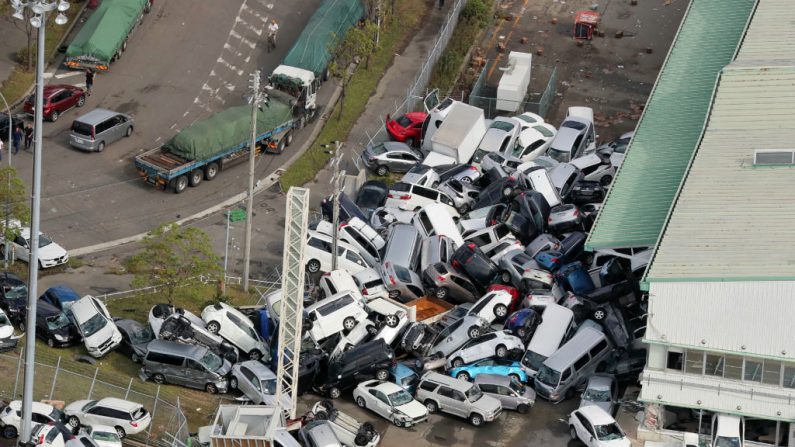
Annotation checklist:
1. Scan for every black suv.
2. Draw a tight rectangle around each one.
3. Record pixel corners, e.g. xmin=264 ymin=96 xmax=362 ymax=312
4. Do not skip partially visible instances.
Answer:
xmin=451 ymin=243 xmax=499 ymax=290
xmin=314 ymin=339 xmax=395 ymax=399
xmin=0 ymin=272 xmax=27 ymax=326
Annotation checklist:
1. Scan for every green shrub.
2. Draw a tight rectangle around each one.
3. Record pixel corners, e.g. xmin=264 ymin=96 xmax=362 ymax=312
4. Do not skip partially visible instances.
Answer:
xmin=461 ymin=0 xmax=490 ymax=27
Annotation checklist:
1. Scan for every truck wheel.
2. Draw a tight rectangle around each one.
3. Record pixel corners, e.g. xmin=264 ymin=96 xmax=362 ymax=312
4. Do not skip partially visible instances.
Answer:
xmin=173 ymin=175 xmax=188 ymax=194
xmin=285 ymin=131 xmax=293 ymax=147
xmin=189 ymin=170 xmax=203 ymax=187
xmin=204 ymin=162 xmax=219 ymax=181
xmin=276 ymin=139 xmax=286 ymax=154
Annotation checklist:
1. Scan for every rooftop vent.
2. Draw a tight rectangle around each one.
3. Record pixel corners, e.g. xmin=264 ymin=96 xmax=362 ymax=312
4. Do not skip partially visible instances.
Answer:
xmin=754 ymin=149 xmax=795 ymax=166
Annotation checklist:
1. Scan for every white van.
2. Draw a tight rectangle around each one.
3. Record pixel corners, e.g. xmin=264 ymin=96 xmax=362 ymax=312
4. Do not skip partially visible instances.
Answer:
xmin=412 ymin=203 xmax=464 ymax=247
xmin=316 ymin=218 xmax=385 ymax=268
xmin=353 ymin=268 xmax=389 ymax=302
xmin=319 ymin=270 xmax=363 ymax=302
xmin=523 ymin=167 xmax=561 ymax=208
xmin=520 ymin=304 xmax=575 ymax=377
xmin=304 ymin=230 xmax=368 ymax=275
xmin=305 ymin=292 xmax=369 ymax=342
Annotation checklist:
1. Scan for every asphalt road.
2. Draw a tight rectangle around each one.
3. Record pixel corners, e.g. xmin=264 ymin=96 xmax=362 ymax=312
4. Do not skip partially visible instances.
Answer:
xmin=13 ymin=0 xmax=323 ymax=250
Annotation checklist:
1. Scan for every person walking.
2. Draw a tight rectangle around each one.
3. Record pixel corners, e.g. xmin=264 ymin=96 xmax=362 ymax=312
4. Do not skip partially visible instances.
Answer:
xmin=267 ymin=19 xmax=279 ymax=52
xmin=85 ymin=69 xmax=94 ymax=96
xmin=23 ymin=123 xmax=33 ymax=150
xmin=438 ymin=0 xmax=444 ymax=9
xmin=11 ymin=125 xmax=22 ymax=155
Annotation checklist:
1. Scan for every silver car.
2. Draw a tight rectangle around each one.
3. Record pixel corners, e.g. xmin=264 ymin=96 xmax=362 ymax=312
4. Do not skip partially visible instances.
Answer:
xmin=438 ymin=179 xmax=481 ymax=214
xmin=475 ymin=374 xmax=536 ymax=414
xmin=69 ymin=108 xmax=134 ymax=152
xmin=548 ymin=163 xmax=583 ymax=201
xmin=421 ymin=262 xmax=480 ymax=303
xmin=579 ymin=373 xmax=618 ymax=415
xmin=429 ymin=315 xmax=491 ymax=358
xmin=378 ymin=261 xmax=424 ymax=303
xmin=299 ymin=421 xmax=343 ymax=447
xmin=436 ymin=163 xmax=482 ymax=184
xmin=230 ymin=360 xmax=279 ymax=405
xmin=361 ymin=141 xmax=423 ymax=176
xmin=480 ymin=151 xmax=523 ymax=173
xmin=498 ymin=249 xmax=539 ymax=287
xmin=401 ymin=164 xmax=441 ymax=188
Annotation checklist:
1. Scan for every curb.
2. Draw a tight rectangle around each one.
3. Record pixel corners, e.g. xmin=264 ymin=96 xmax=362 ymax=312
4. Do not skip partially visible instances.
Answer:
xmin=70 ymin=80 xmax=344 ymax=257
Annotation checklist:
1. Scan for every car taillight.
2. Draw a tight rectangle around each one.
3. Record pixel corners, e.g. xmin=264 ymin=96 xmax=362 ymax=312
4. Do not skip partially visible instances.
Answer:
xmin=547 ymin=217 xmax=553 ymax=223
xmin=550 ymin=257 xmax=558 ymax=263
xmin=572 ymin=209 xmax=579 ymax=217
xmin=490 ymin=219 xmax=497 ymax=225
xmin=322 ymin=272 xmax=330 ymax=277
xmin=91 ymin=127 xmax=95 ymax=139
xmin=130 ymin=421 xmax=138 ymax=427
xmin=339 ymin=223 xmax=348 ymax=229
xmin=389 ymin=275 xmax=396 ymax=285
xmin=399 ymin=194 xmax=411 ymax=200
xmin=361 ymin=287 xmax=368 ymax=295
xmin=468 ymin=243 xmax=476 ymax=250
xmin=469 ymin=166 xmax=477 ymax=170
xmin=437 ymin=275 xmax=445 ymax=282
xmin=39 ymin=435 xmax=44 ymax=444
xmin=452 ymin=260 xmax=461 ymax=269
xmin=387 ymin=193 xmax=394 ymax=198
xmin=508 ymin=176 xmax=515 ymax=181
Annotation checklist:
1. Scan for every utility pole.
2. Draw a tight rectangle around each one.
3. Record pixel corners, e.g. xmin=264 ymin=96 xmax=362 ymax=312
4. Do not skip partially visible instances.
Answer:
xmin=0 ymin=92 xmax=13 ymax=269
xmin=321 ymin=142 xmax=344 ymax=271
xmin=221 ymin=211 xmax=231 ymax=295
xmin=243 ymin=70 xmax=262 ymax=292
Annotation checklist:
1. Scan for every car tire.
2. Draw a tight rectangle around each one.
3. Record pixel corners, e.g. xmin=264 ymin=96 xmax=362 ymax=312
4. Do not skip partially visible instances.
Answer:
xmin=501 ymin=271 xmax=512 ymax=284
xmin=189 ymin=170 xmax=203 ymax=187
xmin=115 ymin=427 xmax=126 ymax=439
xmin=516 ymin=327 xmax=527 ymax=338
xmin=469 ymin=413 xmax=484 ymax=427
xmin=285 ymin=131 xmax=293 ymax=147
xmin=457 ymin=203 xmax=469 ymax=214
xmin=248 ymin=349 xmax=262 ymax=361
xmin=173 ymin=175 xmax=188 ymax=194
xmin=495 ymin=345 xmax=508 ymax=358
xmin=452 ymin=357 xmax=464 ymax=368
xmin=3 ymin=425 xmax=17 ymax=439
xmin=461 ymin=176 xmax=472 ymax=183
xmin=97 ymin=141 xmax=106 ymax=152
xmin=77 ymin=96 xmax=85 ymax=107
xmin=356 ymin=397 xmax=366 ymax=408
xmin=434 ymin=287 xmax=448 ymax=300
xmin=375 ymin=369 xmax=389 ymax=381
xmin=68 ymin=416 xmax=80 ymax=427
xmin=467 ymin=326 xmax=480 ymax=339
xmin=570 ymin=426 xmax=578 ymax=440
xmin=307 ymin=259 xmax=321 ymax=273
xmin=328 ymin=387 xmax=341 ymax=399
xmin=50 ymin=110 xmax=59 ymax=122
xmin=593 ymin=309 xmax=606 ymax=321
xmin=365 ymin=325 xmax=378 ymax=336
xmin=153 ymin=373 xmax=165 ymax=384
xmin=18 ymin=320 xmax=25 ymax=332
xmin=206 ymin=383 xmax=219 ymax=394
xmin=343 ymin=317 xmax=356 ymax=331
xmin=393 ymin=417 xmax=405 ymax=428
xmin=517 ymin=404 xmax=529 ymax=414
xmin=206 ymin=321 xmax=221 ymax=334
xmin=314 ymin=409 xmax=329 ymax=420
xmin=376 ymin=165 xmax=388 ymax=176
xmin=600 ymin=175 xmax=613 ymax=186
xmin=456 ymin=371 xmax=471 ymax=381
xmin=229 ymin=377 xmax=238 ymax=390
xmin=493 ymin=304 xmax=508 ymax=319
xmin=509 ymin=373 xmax=522 ymax=383
xmin=47 ymin=338 xmax=55 ymax=348
xmin=204 ymin=162 xmax=220 ymax=181
xmin=388 ymin=290 xmax=400 ymax=299
xmin=424 ymin=400 xmax=438 ymax=413
xmin=385 ymin=314 xmax=399 ymax=328
xmin=502 ymin=186 xmax=512 ymax=197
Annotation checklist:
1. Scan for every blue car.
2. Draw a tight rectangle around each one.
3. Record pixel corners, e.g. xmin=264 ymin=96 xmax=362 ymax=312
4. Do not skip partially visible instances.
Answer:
xmin=449 ymin=358 xmax=528 ymax=383
xmin=390 ymin=363 xmax=420 ymax=394
xmin=504 ymin=309 xmax=541 ymax=342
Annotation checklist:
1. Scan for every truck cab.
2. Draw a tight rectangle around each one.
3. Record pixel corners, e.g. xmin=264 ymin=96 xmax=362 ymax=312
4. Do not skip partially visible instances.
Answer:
xmin=271 ymin=65 xmax=317 ymax=122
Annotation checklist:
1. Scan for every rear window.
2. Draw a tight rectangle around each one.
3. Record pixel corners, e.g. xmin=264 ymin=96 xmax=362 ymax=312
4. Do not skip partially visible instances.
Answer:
xmin=363 ymin=279 xmax=382 ymax=289
xmin=394 ymin=265 xmax=413 ymax=283
xmin=132 ymin=407 xmax=147 ymax=420
xmin=562 ymin=120 xmax=586 ymax=130
xmin=390 ymin=182 xmax=411 ymax=192
xmin=71 ymin=121 xmax=93 ymax=137
xmin=370 ymin=144 xmax=387 ymax=155
xmin=397 ymin=116 xmax=412 ymax=127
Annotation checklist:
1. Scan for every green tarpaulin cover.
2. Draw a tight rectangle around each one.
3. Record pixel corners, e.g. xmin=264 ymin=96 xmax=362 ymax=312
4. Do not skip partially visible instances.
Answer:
xmin=65 ymin=0 xmax=147 ymax=64
xmin=282 ymin=0 xmax=364 ymax=77
xmin=164 ymin=100 xmax=293 ymax=161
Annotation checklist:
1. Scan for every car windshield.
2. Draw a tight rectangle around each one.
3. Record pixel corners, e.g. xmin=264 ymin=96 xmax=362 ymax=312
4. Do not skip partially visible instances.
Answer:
xmin=0 ymin=313 xmax=9 ymax=326
xmin=131 ymin=325 xmax=155 ymax=344
xmin=490 ymin=121 xmax=515 ymax=132
xmin=25 ymin=234 xmax=53 ymax=248
xmin=584 ymin=388 xmax=612 ymax=402
xmin=389 ymin=389 xmax=414 ymax=406
xmin=4 ymin=284 xmax=27 ymax=300
xmin=533 ymin=125 xmax=554 ymax=137
xmin=80 ymin=313 xmax=107 ymax=337
xmin=509 ymin=377 xmax=526 ymax=394
xmin=393 ymin=265 xmax=413 ymax=283
xmin=408 ymin=164 xmax=429 ymax=174
xmin=595 ymin=422 xmax=624 ymax=441
xmin=466 ymin=385 xmax=483 ymax=402
xmin=715 ymin=437 xmax=741 ymax=447
xmin=369 ymin=144 xmax=387 ymax=155
xmin=536 ymin=365 xmax=561 ymax=386
xmin=262 ymin=378 xmax=277 ymax=395
xmin=200 ymin=350 xmax=223 ymax=371
xmin=93 ymin=431 xmax=120 ymax=443
xmin=521 ymin=350 xmax=546 ymax=371
xmin=547 ymin=148 xmax=569 ymax=163
xmin=397 ymin=116 xmax=412 ymax=127
xmin=562 ymin=120 xmax=586 ymax=130
xmin=46 ymin=312 xmax=70 ymax=330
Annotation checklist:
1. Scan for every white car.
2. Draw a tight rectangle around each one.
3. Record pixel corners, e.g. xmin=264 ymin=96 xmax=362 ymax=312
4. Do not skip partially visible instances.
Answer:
xmin=353 ymin=380 xmax=428 ymax=428
xmin=569 ymin=405 xmax=630 ymax=447
xmin=31 ymin=422 xmax=73 ymax=447
xmin=711 ymin=414 xmax=744 ymax=447
xmin=65 ymin=398 xmax=151 ymax=438
xmin=81 ymin=425 xmax=122 ymax=447
xmin=353 ymin=268 xmax=390 ymax=302
xmin=447 ymin=330 xmax=524 ymax=368
xmin=2 ymin=220 xmax=69 ymax=268
xmin=304 ymin=230 xmax=369 ymax=275
xmin=464 ymin=290 xmax=514 ymax=324
xmin=511 ymin=123 xmax=556 ymax=162
xmin=316 ymin=218 xmax=385 ymax=268
xmin=304 ymin=292 xmax=369 ymax=342
xmin=514 ymin=111 xmax=546 ymax=130
xmin=383 ymin=182 xmax=459 ymax=217
xmin=0 ymin=308 xmax=19 ymax=351
xmin=202 ymin=302 xmax=269 ymax=361
xmin=570 ymin=151 xmax=616 ymax=186
xmin=366 ymin=297 xmax=410 ymax=346
xmin=0 ymin=401 xmax=63 ymax=439
xmin=472 ymin=117 xmax=523 ymax=170
xmin=69 ymin=296 xmax=122 ymax=358
xmin=400 ymin=164 xmax=441 ymax=188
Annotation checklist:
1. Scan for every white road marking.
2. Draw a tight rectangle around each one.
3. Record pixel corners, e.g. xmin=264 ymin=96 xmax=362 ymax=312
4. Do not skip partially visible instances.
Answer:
xmin=43 ymin=72 xmax=54 ymax=79
xmin=229 ymin=30 xmax=256 ymax=49
xmin=217 ymin=57 xmax=244 ymax=76
xmin=54 ymin=71 xmax=83 ymax=79
xmin=183 ymin=111 xmax=190 ymax=117
xmin=170 ymin=123 xmax=177 ymax=129
xmin=155 ymin=136 xmax=162 ymax=142
xmin=224 ymin=83 xmax=235 ymax=92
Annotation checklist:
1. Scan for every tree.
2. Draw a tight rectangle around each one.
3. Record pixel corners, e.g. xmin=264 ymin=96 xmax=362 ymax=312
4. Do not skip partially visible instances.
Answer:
xmin=0 ymin=167 xmax=31 ymax=265
xmin=328 ymin=22 xmax=378 ymax=119
xmin=126 ymin=223 xmax=222 ymax=304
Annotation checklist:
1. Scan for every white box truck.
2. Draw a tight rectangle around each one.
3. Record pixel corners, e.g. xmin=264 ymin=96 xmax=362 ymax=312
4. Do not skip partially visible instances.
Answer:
xmin=496 ymin=51 xmax=532 ymax=112
xmin=428 ymin=102 xmax=487 ymax=164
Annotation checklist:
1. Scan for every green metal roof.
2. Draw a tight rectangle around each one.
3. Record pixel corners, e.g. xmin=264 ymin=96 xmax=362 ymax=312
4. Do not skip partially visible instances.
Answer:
xmin=585 ymin=0 xmax=756 ymax=251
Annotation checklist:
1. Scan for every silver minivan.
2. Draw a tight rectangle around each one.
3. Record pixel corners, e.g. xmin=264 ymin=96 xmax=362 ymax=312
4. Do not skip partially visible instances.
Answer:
xmin=142 ymin=339 xmax=231 ymax=394
xmin=534 ymin=326 xmax=613 ymax=403
xmin=69 ymin=108 xmax=134 ymax=152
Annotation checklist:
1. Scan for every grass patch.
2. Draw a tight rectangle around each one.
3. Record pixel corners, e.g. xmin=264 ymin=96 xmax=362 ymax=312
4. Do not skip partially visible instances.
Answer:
xmin=0 ymin=70 xmax=35 ymax=107
xmin=279 ymin=0 xmax=426 ymax=189
xmin=428 ymin=0 xmax=494 ymax=94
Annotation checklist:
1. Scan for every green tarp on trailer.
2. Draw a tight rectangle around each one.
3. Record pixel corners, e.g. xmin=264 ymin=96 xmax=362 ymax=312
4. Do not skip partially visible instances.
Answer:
xmin=163 ymin=100 xmax=293 ymax=161
xmin=282 ymin=0 xmax=364 ymax=77
xmin=65 ymin=0 xmax=148 ymax=65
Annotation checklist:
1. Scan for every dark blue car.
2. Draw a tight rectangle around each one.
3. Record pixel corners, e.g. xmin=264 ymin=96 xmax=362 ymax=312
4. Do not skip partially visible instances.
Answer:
xmin=504 ymin=308 xmax=541 ymax=343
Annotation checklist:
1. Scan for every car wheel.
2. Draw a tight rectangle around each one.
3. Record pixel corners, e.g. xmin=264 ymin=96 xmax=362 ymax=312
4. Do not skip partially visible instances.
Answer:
xmin=393 ymin=417 xmax=405 ymax=428
xmin=388 ymin=290 xmax=400 ymax=299
xmin=206 ymin=383 xmax=219 ymax=394
xmin=376 ymin=165 xmax=388 ymax=176
xmin=517 ymin=404 xmax=529 ymax=414
xmin=328 ymin=387 xmax=341 ymax=399
xmin=204 ymin=162 xmax=220 ymax=181
xmin=517 ymin=327 xmax=527 ymax=338
xmin=593 ymin=309 xmax=606 ymax=321
xmin=131 ymin=353 xmax=141 ymax=363
xmin=356 ymin=397 xmax=366 ymax=408
xmin=469 ymin=413 xmax=484 ymax=427
xmin=125 ymin=126 xmax=133 ymax=137
xmin=206 ymin=321 xmax=221 ymax=334
xmin=68 ymin=415 xmax=80 ymax=427
xmin=456 ymin=371 xmax=471 ymax=381
xmin=600 ymin=175 xmax=613 ymax=186
xmin=501 ymin=271 xmax=512 ymax=284
xmin=385 ymin=314 xmax=399 ymax=328
xmin=509 ymin=373 xmax=522 ymax=383
xmin=153 ymin=373 xmax=165 ymax=384
xmin=424 ymin=400 xmax=438 ymax=413
xmin=467 ymin=326 xmax=480 ymax=338
xmin=405 ymin=137 xmax=415 ymax=147
xmin=97 ymin=141 xmax=106 ymax=152
xmin=434 ymin=287 xmax=448 ymax=300
xmin=248 ymin=349 xmax=262 ymax=361
xmin=494 ymin=304 xmax=508 ymax=319
xmin=365 ymin=325 xmax=378 ymax=336
xmin=77 ymin=96 xmax=85 ymax=107
xmin=502 ymin=186 xmax=512 ymax=197
xmin=495 ymin=344 xmax=508 ymax=358
xmin=450 ymin=357 xmax=463 ymax=368
xmin=50 ymin=110 xmax=59 ymax=122
xmin=18 ymin=320 xmax=25 ymax=332
xmin=343 ymin=317 xmax=356 ymax=331
xmin=229 ymin=376 xmax=238 ymax=390
xmin=457 ymin=203 xmax=469 ymax=214
xmin=173 ymin=175 xmax=188 ymax=194
xmin=189 ymin=169 xmax=203 ymax=187
xmin=46 ymin=337 xmax=56 ymax=348
xmin=3 ymin=425 xmax=17 ymax=439
xmin=112 ymin=426 xmax=126 ymax=439
xmin=375 ymin=369 xmax=389 ymax=381
xmin=307 ymin=259 xmax=321 ymax=273
xmin=285 ymin=131 xmax=293 ymax=146
xmin=570 ymin=426 xmax=578 ymax=440
xmin=431 ymin=181 xmax=439 ymax=189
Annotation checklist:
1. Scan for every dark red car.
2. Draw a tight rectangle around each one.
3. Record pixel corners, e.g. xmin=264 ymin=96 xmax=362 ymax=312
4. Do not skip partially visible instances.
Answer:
xmin=24 ymin=84 xmax=86 ymax=122
xmin=385 ymin=112 xmax=427 ymax=147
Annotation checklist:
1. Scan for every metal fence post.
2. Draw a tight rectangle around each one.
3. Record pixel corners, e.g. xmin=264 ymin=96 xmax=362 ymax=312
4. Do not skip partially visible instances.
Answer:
xmin=13 ymin=349 xmax=23 ymax=399
xmin=124 ymin=378 xmax=133 ymax=400
xmin=149 ymin=385 xmax=161 ymax=436
xmin=49 ymin=356 xmax=61 ymax=399
xmin=87 ymin=367 xmax=99 ymax=399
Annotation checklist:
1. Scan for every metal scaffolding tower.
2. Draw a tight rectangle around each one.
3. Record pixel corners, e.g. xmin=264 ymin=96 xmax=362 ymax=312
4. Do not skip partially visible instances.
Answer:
xmin=275 ymin=187 xmax=309 ymax=419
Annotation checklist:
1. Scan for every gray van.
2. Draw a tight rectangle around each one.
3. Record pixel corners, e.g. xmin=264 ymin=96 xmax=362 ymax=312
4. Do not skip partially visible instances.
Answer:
xmin=533 ymin=326 xmax=613 ymax=403
xmin=475 ymin=374 xmax=536 ymax=414
xmin=380 ymin=224 xmax=424 ymax=302
xmin=69 ymin=108 xmax=134 ymax=152
xmin=142 ymin=339 xmax=231 ymax=394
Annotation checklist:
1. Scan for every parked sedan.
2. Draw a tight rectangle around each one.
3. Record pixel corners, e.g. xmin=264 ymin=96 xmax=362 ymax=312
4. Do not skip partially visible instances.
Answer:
xmin=113 ymin=318 xmax=153 ymax=363
xmin=355 ymin=180 xmax=388 ymax=219
xmin=475 ymin=374 xmax=536 ymax=413
xmin=353 ymin=380 xmax=428 ymax=428
xmin=24 ymin=84 xmax=86 ymax=122
xmin=2 ymin=220 xmax=69 ymax=269
xmin=64 ymin=397 xmax=151 ymax=438
xmin=579 ymin=374 xmax=618 ymax=415
xmin=449 ymin=358 xmax=527 ymax=383
xmin=361 ymin=141 xmax=423 ymax=176
xmin=202 ymin=302 xmax=269 ymax=361
xmin=447 ymin=330 xmax=524 ymax=368
xmin=386 ymin=112 xmax=427 ymax=146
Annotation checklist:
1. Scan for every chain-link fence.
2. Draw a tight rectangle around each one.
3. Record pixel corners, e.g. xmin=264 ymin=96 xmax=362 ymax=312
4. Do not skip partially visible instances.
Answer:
xmin=469 ymin=62 xmax=558 ymax=119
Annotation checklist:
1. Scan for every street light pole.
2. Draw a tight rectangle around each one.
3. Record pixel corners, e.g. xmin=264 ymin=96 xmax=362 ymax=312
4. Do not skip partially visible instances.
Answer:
xmin=10 ymin=1 xmax=70 ymax=445
xmin=243 ymin=70 xmax=261 ymax=292
xmin=0 ymin=92 xmax=13 ymax=270
xmin=321 ymin=141 xmax=344 ymax=271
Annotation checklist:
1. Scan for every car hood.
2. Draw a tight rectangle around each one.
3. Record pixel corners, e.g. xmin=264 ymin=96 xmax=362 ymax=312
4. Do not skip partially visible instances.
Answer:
xmin=477 ymin=394 xmax=502 ymax=414
xmin=0 ymin=324 xmax=14 ymax=339
xmin=601 ymin=437 xmax=631 ymax=447
xmin=39 ymin=242 xmax=67 ymax=261
xmin=65 ymin=400 xmax=91 ymax=415
xmin=93 ymin=439 xmax=121 ymax=447
xmin=396 ymin=399 xmax=427 ymax=419
xmin=580 ymin=399 xmax=612 ymax=414
xmin=84 ymin=321 xmax=118 ymax=346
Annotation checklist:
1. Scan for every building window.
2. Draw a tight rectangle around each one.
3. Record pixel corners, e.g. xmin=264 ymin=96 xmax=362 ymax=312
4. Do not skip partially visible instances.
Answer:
xmin=763 ymin=360 xmax=781 ymax=386
xmin=783 ymin=366 xmax=795 ymax=389
xmin=724 ymin=355 xmax=743 ymax=380
xmin=745 ymin=360 xmax=763 ymax=382
xmin=705 ymin=353 xmax=724 ymax=377
xmin=666 ymin=350 xmax=683 ymax=371
xmin=685 ymin=350 xmax=704 ymax=375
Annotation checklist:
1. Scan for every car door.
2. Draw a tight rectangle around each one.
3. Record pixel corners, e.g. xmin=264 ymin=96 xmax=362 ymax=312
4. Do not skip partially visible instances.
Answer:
xmin=111 ymin=115 xmax=127 ymax=142
xmin=240 ymin=366 xmax=264 ymax=403
xmin=84 ymin=405 xmax=113 ymax=426
xmin=467 ymin=333 xmax=497 ymax=362
xmin=369 ymin=389 xmax=391 ymax=419
xmin=183 ymin=359 xmax=207 ymax=388
xmin=573 ymin=411 xmax=592 ymax=443
xmin=224 ymin=311 xmax=247 ymax=349
xmin=448 ymin=389 xmax=468 ymax=418
xmin=13 ymin=234 xmax=30 ymax=261
xmin=435 ymin=386 xmax=455 ymax=414
xmin=49 ymin=91 xmax=67 ymax=113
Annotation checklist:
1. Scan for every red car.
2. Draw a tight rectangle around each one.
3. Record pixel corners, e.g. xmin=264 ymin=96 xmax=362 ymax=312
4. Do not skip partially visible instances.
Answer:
xmin=24 ymin=84 xmax=86 ymax=122
xmin=385 ymin=112 xmax=427 ymax=147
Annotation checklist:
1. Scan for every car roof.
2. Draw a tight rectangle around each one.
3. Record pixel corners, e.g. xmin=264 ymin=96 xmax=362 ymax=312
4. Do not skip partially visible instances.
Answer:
xmin=305 ymin=290 xmax=357 ymax=312
xmin=73 ymin=108 xmax=124 ymax=126
xmin=10 ymin=400 xmax=55 ymax=413
xmin=586 ymin=374 xmax=616 ymax=389
xmin=43 ymin=84 xmax=78 ymax=95
xmin=382 ymin=141 xmax=413 ymax=152
xmin=544 ymin=327 xmax=607 ymax=371
xmin=369 ymin=380 xmax=404 ymax=394
xmin=147 ymin=339 xmax=207 ymax=357
xmin=0 ymin=271 xmax=23 ymax=285
xmin=96 ymin=397 xmax=141 ymax=411
xmin=550 ymin=127 xmax=583 ymax=152
xmin=238 ymin=360 xmax=276 ymax=379
xmin=421 ymin=371 xmax=472 ymax=391
xmin=577 ymin=405 xmax=617 ymax=425
xmin=474 ymin=373 xmax=512 ymax=386
xmin=70 ymin=296 xmax=100 ymax=322
xmin=37 ymin=300 xmax=64 ymax=317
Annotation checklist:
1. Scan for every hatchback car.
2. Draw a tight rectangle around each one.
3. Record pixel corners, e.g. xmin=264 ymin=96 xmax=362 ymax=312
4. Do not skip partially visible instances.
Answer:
xmin=568 ymin=405 xmax=630 ymax=447
xmin=579 ymin=374 xmax=618 ymax=415
xmin=447 ymin=330 xmax=524 ymax=368
xmin=472 ymin=117 xmax=522 ymax=168
xmin=0 ymin=401 xmax=64 ymax=439
xmin=202 ymin=302 xmax=269 ymax=361
xmin=80 ymin=425 xmax=121 ymax=447
xmin=355 ymin=180 xmax=388 ymax=219
xmin=504 ymin=308 xmax=541 ymax=342
xmin=361 ymin=141 xmax=423 ymax=176
xmin=465 ymin=290 xmax=514 ymax=323
xmin=401 ymin=164 xmax=441 ymax=188
xmin=451 ymin=243 xmax=499 ymax=290
xmin=498 ymin=249 xmax=538 ymax=287
xmin=511 ymin=123 xmax=557 ymax=162
xmin=436 ymin=163 xmax=482 ymax=184
xmin=2 ymin=220 xmax=69 ymax=269
xmin=113 ymin=318 xmax=154 ymax=363
xmin=548 ymin=204 xmax=582 ymax=234
xmin=69 ymin=295 xmax=122 ymax=358
xmin=570 ymin=151 xmax=616 ymax=186
xmin=422 ymin=262 xmax=480 ymax=303
xmin=547 ymin=114 xmax=597 ymax=163
xmin=386 ymin=112 xmax=427 ymax=146
xmin=438 ymin=179 xmax=480 ymax=214
xmin=64 ymin=398 xmax=151 ymax=438
xmin=229 ymin=360 xmax=282 ymax=405
xmin=68 ymin=109 xmax=134 ymax=152
xmin=30 ymin=422 xmax=73 ymax=447
xmin=353 ymin=380 xmax=428 ymax=428
xmin=24 ymin=84 xmax=85 ymax=122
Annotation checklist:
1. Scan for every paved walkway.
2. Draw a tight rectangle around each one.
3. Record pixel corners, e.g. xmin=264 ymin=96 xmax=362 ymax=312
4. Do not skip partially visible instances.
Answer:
xmin=0 ymin=20 xmax=28 ymax=96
